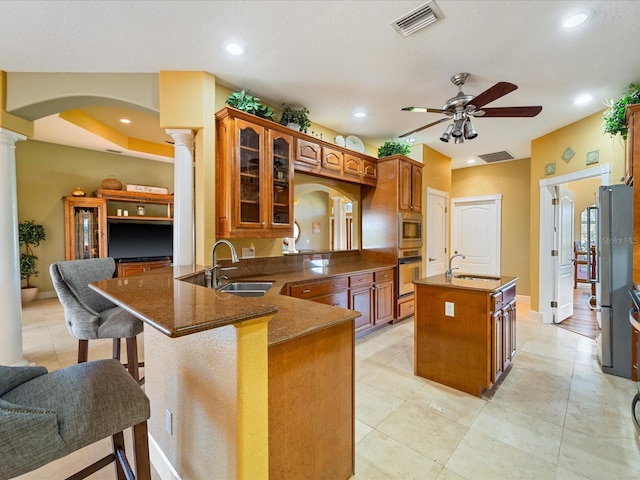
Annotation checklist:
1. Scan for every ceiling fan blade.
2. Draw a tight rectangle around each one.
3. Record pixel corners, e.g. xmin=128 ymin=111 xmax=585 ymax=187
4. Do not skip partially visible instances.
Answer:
xmin=466 ymin=82 xmax=518 ymax=109
xmin=399 ymin=117 xmax=450 ymax=138
xmin=401 ymin=106 xmax=448 ymax=114
xmin=477 ymin=106 xmax=543 ymax=117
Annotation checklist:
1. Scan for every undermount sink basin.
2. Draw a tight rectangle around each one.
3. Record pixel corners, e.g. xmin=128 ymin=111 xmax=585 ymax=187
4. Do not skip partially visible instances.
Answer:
xmin=454 ymin=274 xmax=501 ymax=281
xmin=219 ymin=281 xmax=273 ymax=297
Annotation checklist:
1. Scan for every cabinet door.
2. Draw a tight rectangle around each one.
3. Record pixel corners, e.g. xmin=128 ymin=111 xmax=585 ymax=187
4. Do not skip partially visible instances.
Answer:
xmin=362 ymin=159 xmax=377 ymax=183
xmin=64 ymin=197 xmax=107 ymax=260
xmin=343 ymin=153 xmax=362 ymax=179
xmin=399 ymin=161 xmax=413 ymax=211
xmin=235 ymin=119 xmax=265 ymax=229
xmin=322 ymin=146 xmax=343 ymax=173
xmin=351 ymin=286 xmax=373 ymax=334
xmin=374 ymin=281 xmax=394 ymax=325
xmin=492 ymin=309 xmax=504 ymax=383
xmin=411 ymin=165 xmax=423 ymax=213
xmin=508 ymin=300 xmax=517 ymax=360
xmin=295 ymin=138 xmax=321 ymax=171
xmin=269 ymin=130 xmax=294 ymax=231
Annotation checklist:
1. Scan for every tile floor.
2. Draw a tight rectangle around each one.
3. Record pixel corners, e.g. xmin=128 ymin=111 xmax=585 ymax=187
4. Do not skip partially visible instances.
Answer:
xmin=13 ymin=296 xmax=640 ymax=479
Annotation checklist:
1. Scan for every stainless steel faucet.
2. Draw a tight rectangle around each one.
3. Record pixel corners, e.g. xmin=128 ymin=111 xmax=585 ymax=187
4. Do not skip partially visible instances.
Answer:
xmin=445 ymin=254 xmax=466 ymax=280
xmin=207 ymin=239 xmax=240 ymax=287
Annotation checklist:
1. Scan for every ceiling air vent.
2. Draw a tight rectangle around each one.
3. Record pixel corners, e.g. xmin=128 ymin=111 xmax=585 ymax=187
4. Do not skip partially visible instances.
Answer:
xmin=391 ymin=1 xmax=444 ymax=37
xmin=478 ymin=150 xmax=515 ymax=163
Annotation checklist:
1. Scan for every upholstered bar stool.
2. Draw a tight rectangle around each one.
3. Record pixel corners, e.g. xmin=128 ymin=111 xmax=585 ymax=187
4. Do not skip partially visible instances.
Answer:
xmin=50 ymin=258 xmax=144 ymax=383
xmin=0 ymin=359 xmax=150 ymax=480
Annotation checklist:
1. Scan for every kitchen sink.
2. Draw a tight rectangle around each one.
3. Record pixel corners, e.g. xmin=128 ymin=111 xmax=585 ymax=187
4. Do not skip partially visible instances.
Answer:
xmin=219 ymin=281 xmax=274 ymax=297
xmin=454 ymin=274 xmax=501 ymax=281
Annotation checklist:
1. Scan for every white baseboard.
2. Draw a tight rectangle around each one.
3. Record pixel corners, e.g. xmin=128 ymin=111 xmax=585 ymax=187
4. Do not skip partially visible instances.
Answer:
xmin=529 ymin=309 xmax=546 ymax=323
xmin=148 ymin=434 xmax=182 ymax=480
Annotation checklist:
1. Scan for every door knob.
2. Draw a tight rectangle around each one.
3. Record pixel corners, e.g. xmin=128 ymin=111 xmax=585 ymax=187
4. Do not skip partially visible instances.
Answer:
xmin=428 ymin=257 xmax=436 ymax=262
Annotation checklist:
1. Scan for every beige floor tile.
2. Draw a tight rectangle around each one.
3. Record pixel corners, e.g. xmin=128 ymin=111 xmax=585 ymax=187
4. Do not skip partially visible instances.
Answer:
xmin=354 ymin=430 xmax=443 ymax=480
xmin=469 ymin=402 xmax=563 ymax=463
xmin=445 ymin=429 xmax=557 ymax=480
xmin=376 ymin=401 xmax=468 ymax=465
xmin=360 ymin=363 xmax=427 ymax=400
xmin=407 ymin=381 xmax=486 ymax=427
xmin=355 ymin=419 xmax=373 ymax=444
xmin=355 ymin=381 xmax=405 ymax=428
xmin=564 ymin=400 xmax=638 ymax=440
xmin=435 ymin=467 xmax=468 ymax=480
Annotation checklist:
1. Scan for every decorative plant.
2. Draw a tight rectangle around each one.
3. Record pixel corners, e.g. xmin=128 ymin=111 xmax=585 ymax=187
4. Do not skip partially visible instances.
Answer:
xmin=279 ymin=105 xmax=311 ymax=133
xmin=377 ymin=138 xmax=412 ymax=158
xmin=225 ymin=89 xmax=274 ymax=120
xmin=19 ymin=220 xmax=46 ymax=288
xmin=603 ymin=82 xmax=640 ymax=140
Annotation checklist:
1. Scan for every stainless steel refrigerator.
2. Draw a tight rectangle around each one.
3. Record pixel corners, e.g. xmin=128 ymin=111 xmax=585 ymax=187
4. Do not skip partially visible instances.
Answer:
xmin=596 ymin=184 xmax=634 ymax=378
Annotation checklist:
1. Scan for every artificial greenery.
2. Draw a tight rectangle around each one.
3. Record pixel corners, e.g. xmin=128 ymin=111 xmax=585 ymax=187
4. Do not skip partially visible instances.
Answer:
xmin=225 ymin=89 xmax=274 ymax=120
xmin=377 ymin=138 xmax=412 ymax=158
xmin=279 ymin=105 xmax=311 ymax=133
xmin=603 ymin=83 xmax=640 ymax=140
xmin=19 ymin=220 xmax=46 ymax=288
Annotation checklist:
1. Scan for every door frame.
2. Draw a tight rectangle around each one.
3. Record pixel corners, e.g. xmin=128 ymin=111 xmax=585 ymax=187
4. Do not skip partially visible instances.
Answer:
xmin=537 ymin=163 xmax=610 ymax=324
xmin=425 ymin=187 xmax=448 ymax=277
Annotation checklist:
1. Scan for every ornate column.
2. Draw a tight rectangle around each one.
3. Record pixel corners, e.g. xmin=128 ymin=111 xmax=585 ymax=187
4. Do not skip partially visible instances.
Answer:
xmin=0 ymin=128 xmax=28 ymax=365
xmin=166 ymin=129 xmax=195 ymax=266
xmin=332 ymin=196 xmax=346 ymax=250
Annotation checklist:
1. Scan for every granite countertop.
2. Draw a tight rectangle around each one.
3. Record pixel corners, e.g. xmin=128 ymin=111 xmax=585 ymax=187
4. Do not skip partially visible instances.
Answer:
xmin=414 ymin=273 xmax=518 ymax=293
xmin=90 ymin=260 xmax=395 ymax=345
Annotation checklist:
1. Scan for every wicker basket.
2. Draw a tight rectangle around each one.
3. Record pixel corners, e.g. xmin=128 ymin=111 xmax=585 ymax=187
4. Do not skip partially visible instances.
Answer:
xmin=100 ymin=175 xmax=122 ymax=190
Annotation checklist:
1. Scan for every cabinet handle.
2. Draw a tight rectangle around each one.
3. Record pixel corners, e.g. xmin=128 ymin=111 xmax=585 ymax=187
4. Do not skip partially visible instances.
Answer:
xmin=358 ymin=278 xmax=364 ymax=282
xmin=302 ymin=289 xmax=311 ymax=293
xmin=332 ymin=303 xmax=340 ymax=307
xmin=409 ymin=304 xmax=414 ymax=309
xmin=332 ymin=284 xmax=342 ymax=287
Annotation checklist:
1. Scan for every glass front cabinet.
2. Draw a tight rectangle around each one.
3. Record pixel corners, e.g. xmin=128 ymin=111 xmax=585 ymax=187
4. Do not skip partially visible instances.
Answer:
xmin=63 ymin=197 xmax=108 ymax=260
xmin=216 ymin=109 xmax=294 ymax=238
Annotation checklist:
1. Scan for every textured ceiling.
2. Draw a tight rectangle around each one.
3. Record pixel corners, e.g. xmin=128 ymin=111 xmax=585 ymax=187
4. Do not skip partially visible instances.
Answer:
xmin=2 ymin=1 xmax=639 ymax=168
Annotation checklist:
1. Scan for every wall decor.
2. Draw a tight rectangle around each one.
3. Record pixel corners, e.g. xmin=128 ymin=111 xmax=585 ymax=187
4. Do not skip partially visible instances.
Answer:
xmin=561 ymin=147 xmax=575 ymax=163
xmin=586 ymin=149 xmax=600 ymax=165
xmin=312 ymin=222 xmax=321 ymax=234
xmin=545 ymin=162 xmax=556 ymax=175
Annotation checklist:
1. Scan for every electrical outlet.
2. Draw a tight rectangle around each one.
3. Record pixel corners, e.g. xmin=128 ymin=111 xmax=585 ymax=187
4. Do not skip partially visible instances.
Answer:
xmin=165 ymin=408 xmax=173 ymax=435
xmin=445 ymin=302 xmax=455 ymax=317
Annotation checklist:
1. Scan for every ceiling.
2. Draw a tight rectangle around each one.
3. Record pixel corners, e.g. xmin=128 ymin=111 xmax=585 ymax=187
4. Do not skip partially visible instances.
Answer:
xmin=2 ymin=1 xmax=639 ymax=169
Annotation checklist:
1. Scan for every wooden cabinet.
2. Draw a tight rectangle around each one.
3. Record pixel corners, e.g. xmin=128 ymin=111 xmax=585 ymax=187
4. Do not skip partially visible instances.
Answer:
xmin=414 ymin=279 xmax=517 ymax=396
xmin=399 ymin=160 xmax=422 ymax=213
xmin=373 ymin=269 xmax=394 ymax=325
xmin=216 ymin=108 xmax=294 ymax=238
xmin=116 ymin=259 xmax=172 ymax=277
xmin=349 ymin=272 xmax=374 ymax=334
xmin=63 ymin=196 xmax=108 ymax=260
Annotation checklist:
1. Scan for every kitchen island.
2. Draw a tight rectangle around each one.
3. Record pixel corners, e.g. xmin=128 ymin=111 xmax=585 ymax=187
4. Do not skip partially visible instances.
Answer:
xmin=413 ymin=273 xmax=518 ymax=397
xmin=90 ymin=260 xmax=392 ymax=480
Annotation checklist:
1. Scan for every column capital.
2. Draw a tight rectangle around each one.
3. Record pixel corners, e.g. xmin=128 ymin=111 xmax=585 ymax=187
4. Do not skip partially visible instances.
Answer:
xmin=165 ymin=129 xmax=194 ymax=149
xmin=0 ymin=128 xmax=27 ymax=146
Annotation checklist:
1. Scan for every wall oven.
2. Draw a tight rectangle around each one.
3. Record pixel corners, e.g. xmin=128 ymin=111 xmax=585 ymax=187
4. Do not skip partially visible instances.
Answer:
xmin=399 ymin=212 xmax=423 ymax=249
xmin=398 ymin=249 xmax=422 ymax=297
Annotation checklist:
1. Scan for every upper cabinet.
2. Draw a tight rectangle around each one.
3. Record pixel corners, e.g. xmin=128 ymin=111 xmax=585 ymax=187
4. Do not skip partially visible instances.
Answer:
xmin=216 ymin=108 xmax=294 ymax=238
xmin=398 ymin=158 xmax=423 ymax=213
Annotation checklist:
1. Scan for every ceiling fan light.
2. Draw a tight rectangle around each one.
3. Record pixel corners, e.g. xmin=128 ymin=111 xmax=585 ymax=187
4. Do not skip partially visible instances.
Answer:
xmin=440 ymin=124 xmax=454 ymax=142
xmin=464 ymin=120 xmax=478 ymax=139
xmin=454 ymin=135 xmax=464 ymax=144
xmin=451 ymin=118 xmax=465 ymax=137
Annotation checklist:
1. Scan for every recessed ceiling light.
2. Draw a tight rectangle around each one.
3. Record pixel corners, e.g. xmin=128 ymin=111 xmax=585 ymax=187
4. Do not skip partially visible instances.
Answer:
xmin=118 ymin=118 xmax=132 ymax=124
xmin=354 ymin=111 xmax=367 ymax=118
xmin=408 ymin=138 xmax=415 ymax=143
xmin=563 ymin=11 xmax=590 ymax=28
xmin=226 ymin=43 xmax=245 ymax=55
xmin=467 ymin=159 xmax=476 ymax=164
xmin=574 ymin=94 xmax=593 ymax=105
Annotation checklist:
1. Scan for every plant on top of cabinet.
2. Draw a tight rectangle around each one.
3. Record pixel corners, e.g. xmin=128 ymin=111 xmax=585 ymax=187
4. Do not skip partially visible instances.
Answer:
xmin=225 ymin=89 xmax=275 ymax=120
xmin=279 ymin=105 xmax=311 ymax=133
xmin=603 ymin=82 xmax=640 ymax=140
xmin=377 ymin=138 xmax=412 ymax=158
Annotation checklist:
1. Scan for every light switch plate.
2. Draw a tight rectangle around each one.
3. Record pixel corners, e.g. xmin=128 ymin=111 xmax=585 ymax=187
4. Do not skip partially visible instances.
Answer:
xmin=445 ymin=302 xmax=454 ymax=317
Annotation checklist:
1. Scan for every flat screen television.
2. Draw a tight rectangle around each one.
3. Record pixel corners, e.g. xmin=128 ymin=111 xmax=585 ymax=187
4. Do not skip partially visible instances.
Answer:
xmin=107 ymin=221 xmax=173 ymax=262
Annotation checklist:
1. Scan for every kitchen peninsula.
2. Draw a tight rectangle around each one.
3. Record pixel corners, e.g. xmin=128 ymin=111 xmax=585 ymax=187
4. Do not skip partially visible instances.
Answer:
xmin=89 ymin=257 xmax=392 ymax=480
xmin=413 ymin=274 xmax=518 ymax=397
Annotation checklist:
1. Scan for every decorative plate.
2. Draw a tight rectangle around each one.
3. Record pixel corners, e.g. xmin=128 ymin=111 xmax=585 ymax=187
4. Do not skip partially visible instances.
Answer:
xmin=335 ymin=135 xmax=345 ymax=147
xmin=346 ymin=135 xmax=364 ymax=153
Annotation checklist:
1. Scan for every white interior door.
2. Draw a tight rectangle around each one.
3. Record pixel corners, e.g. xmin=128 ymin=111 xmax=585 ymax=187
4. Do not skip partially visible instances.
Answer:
xmin=451 ymin=195 xmax=501 ymax=275
xmin=426 ymin=187 xmax=448 ymax=277
xmin=554 ymin=185 xmax=574 ymax=323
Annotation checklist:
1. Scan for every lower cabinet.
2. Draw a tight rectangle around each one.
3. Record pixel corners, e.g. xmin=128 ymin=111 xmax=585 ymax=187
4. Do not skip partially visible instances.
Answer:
xmin=491 ymin=285 xmax=517 ymax=384
xmin=116 ymin=259 xmax=172 ymax=277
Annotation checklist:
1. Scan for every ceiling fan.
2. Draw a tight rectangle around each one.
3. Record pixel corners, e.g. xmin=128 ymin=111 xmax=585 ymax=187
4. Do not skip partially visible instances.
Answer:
xmin=400 ymin=73 xmax=542 ymax=143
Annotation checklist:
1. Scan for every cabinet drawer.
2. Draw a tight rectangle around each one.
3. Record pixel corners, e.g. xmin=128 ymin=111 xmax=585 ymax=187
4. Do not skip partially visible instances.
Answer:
xmin=312 ymin=291 xmax=349 ymax=309
xmin=374 ymin=268 xmax=394 ymax=283
xmin=289 ymin=277 xmax=348 ymax=299
xmin=349 ymin=272 xmax=374 ymax=288
xmin=502 ymin=284 xmax=516 ymax=304
xmin=398 ymin=297 xmax=415 ymax=319
xmin=491 ymin=291 xmax=503 ymax=311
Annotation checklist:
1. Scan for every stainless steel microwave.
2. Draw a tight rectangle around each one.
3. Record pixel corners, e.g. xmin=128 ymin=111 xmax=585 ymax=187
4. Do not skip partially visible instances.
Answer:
xmin=398 ymin=212 xmax=423 ymax=249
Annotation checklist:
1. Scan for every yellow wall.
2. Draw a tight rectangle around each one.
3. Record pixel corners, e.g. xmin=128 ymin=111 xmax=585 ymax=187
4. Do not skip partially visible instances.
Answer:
xmin=529 ymin=110 xmax=626 ymax=310
xmin=452 ymin=158 xmax=531 ymax=295
xmin=16 ymin=139 xmax=173 ymax=292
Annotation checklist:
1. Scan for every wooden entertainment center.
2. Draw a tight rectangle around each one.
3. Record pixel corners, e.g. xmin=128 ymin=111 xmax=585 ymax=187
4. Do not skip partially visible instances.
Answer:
xmin=63 ymin=189 xmax=174 ymax=276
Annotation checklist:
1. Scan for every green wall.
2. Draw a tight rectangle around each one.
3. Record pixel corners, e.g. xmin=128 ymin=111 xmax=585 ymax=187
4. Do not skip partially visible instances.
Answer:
xmin=16 ymin=139 xmax=174 ymax=293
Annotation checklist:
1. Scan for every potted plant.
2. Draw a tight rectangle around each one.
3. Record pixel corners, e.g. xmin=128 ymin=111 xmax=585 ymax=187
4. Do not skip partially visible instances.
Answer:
xmin=19 ymin=220 xmax=46 ymax=303
xmin=603 ymin=82 xmax=640 ymax=140
xmin=377 ymin=138 xmax=412 ymax=158
xmin=225 ymin=89 xmax=274 ymax=120
xmin=279 ymin=105 xmax=311 ymax=133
